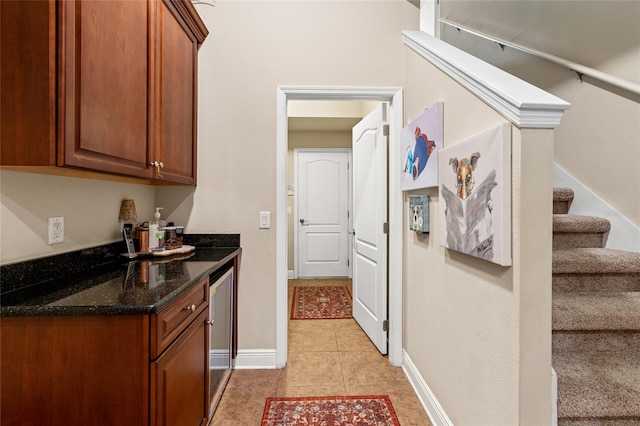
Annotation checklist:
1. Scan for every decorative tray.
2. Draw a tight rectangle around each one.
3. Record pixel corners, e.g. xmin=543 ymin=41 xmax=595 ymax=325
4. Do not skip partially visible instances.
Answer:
xmin=151 ymin=245 xmax=196 ymax=257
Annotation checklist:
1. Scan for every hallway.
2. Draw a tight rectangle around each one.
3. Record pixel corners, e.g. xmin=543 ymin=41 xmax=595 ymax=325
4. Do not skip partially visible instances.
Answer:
xmin=210 ymin=278 xmax=431 ymax=425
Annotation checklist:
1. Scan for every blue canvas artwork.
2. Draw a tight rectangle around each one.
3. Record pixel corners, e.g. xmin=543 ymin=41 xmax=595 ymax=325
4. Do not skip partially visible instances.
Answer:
xmin=401 ymin=102 xmax=443 ymax=190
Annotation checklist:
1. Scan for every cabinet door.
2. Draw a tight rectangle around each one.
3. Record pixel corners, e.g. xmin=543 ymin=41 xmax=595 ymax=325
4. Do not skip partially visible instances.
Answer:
xmin=0 ymin=0 xmax=56 ymax=166
xmin=154 ymin=0 xmax=199 ymax=185
xmin=151 ymin=309 xmax=209 ymax=426
xmin=59 ymin=0 xmax=152 ymax=178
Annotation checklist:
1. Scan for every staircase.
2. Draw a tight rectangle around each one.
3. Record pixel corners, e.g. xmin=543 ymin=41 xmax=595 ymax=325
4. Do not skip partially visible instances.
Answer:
xmin=552 ymin=188 xmax=640 ymax=425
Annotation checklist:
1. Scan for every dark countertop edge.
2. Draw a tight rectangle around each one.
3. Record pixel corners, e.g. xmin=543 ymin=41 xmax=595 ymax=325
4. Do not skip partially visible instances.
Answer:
xmin=149 ymin=247 xmax=241 ymax=314
xmin=1 ymin=233 xmax=241 ymax=295
xmin=0 ymin=247 xmax=241 ymax=317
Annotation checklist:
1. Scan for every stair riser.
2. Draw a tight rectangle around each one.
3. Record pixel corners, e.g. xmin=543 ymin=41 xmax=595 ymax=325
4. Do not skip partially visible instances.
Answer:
xmin=553 ymin=331 xmax=640 ymax=353
xmin=553 ymin=273 xmax=640 ymax=292
xmin=553 ymin=233 xmax=607 ymax=249
xmin=554 ymin=200 xmax=572 ymax=215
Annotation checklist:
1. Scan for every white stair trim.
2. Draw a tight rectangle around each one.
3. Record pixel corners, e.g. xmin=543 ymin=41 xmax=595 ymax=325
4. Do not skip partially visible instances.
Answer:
xmin=552 ymin=367 xmax=558 ymax=426
xmin=402 ymin=30 xmax=570 ymax=129
xmin=554 ymin=163 xmax=640 ymax=253
xmin=402 ymin=349 xmax=454 ymax=426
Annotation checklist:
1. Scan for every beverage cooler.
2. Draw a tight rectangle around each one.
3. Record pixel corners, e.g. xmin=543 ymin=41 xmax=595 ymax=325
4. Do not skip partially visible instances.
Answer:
xmin=208 ymin=262 xmax=234 ymax=417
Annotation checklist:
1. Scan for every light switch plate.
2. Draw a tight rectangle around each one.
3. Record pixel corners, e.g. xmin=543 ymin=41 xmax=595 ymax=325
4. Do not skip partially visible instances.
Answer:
xmin=259 ymin=211 xmax=271 ymax=229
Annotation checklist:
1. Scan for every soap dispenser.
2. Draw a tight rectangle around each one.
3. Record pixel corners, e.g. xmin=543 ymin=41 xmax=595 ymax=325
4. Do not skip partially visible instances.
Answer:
xmin=149 ymin=207 xmax=165 ymax=251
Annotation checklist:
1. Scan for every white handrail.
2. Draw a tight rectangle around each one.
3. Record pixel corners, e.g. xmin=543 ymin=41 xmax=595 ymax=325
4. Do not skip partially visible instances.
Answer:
xmin=440 ymin=18 xmax=640 ymax=97
xmin=402 ymin=30 xmax=570 ymax=129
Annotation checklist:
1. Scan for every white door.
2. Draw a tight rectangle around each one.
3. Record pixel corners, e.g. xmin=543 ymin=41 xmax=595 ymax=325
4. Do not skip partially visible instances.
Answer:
xmin=352 ymin=104 xmax=388 ymax=354
xmin=297 ymin=150 xmax=351 ymax=277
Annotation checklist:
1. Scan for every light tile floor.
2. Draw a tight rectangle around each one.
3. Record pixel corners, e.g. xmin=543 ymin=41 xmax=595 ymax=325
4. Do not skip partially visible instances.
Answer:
xmin=209 ymin=278 xmax=432 ymax=425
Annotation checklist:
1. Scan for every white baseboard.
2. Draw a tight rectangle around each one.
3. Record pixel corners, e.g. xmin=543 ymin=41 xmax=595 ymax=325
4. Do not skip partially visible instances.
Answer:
xmin=288 ymin=270 xmax=295 ymax=279
xmin=402 ymin=350 xmax=453 ymax=426
xmin=552 ymin=367 xmax=558 ymax=426
xmin=234 ymin=349 xmax=278 ymax=369
xmin=554 ymin=163 xmax=640 ymax=253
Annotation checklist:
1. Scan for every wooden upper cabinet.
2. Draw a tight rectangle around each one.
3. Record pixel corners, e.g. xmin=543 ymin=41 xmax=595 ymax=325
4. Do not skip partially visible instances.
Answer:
xmin=0 ymin=0 xmax=208 ymax=185
xmin=154 ymin=0 xmax=199 ymax=185
xmin=59 ymin=0 xmax=152 ymax=179
xmin=1 ymin=0 xmax=57 ymax=165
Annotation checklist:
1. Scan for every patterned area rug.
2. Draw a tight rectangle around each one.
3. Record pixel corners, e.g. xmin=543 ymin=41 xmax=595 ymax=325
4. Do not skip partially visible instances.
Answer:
xmin=261 ymin=395 xmax=400 ymax=426
xmin=291 ymin=286 xmax=353 ymax=320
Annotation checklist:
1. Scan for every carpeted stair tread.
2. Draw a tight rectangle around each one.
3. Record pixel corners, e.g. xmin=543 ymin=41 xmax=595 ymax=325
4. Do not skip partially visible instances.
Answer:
xmin=553 ymin=215 xmax=611 ymax=233
xmin=553 ymin=215 xmax=611 ymax=249
xmin=559 ymin=419 xmax=640 ymax=426
xmin=554 ymin=187 xmax=575 ymax=202
xmin=553 ymin=248 xmax=640 ymax=274
xmin=553 ymin=291 xmax=640 ymax=331
xmin=553 ymin=330 xmax=640 ymax=353
xmin=551 ymin=187 xmax=640 ymax=425
xmin=554 ymin=187 xmax=575 ymax=214
xmin=553 ymin=273 xmax=640 ymax=292
xmin=554 ymin=350 xmax=640 ymax=420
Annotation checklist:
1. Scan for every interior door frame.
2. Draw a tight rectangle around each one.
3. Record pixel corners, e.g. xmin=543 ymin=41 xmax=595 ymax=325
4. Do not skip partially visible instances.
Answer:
xmin=276 ymin=85 xmax=404 ymax=367
xmin=293 ymin=148 xmax=353 ymax=280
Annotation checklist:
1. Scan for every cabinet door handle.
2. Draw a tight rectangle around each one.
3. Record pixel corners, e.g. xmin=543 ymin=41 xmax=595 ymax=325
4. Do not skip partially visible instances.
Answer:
xmin=150 ymin=161 xmax=164 ymax=177
xmin=183 ymin=304 xmax=196 ymax=312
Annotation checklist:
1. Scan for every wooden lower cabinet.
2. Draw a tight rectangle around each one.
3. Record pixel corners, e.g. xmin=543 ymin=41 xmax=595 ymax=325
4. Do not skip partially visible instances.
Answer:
xmin=0 ymin=315 xmax=151 ymax=426
xmin=0 ymin=290 xmax=209 ymax=425
xmin=151 ymin=309 xmax=209 ymax=426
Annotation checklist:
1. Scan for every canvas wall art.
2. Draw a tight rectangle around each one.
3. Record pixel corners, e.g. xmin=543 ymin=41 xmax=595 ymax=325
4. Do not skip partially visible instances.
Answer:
xmin=409 ymin=195 xmax=429 ymax=233
xmin=438 ymin=123 xmax=512 ymax=266
xmin=401 ymin=102 xmax=443 ymax=190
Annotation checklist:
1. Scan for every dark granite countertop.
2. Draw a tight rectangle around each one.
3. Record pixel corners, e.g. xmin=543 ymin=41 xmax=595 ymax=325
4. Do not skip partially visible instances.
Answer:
xmin=0 ymin=235 xmax=241 ymax=317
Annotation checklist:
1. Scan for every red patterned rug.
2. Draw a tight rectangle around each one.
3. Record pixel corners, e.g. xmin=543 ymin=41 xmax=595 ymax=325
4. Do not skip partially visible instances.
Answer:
xmin=261 ymin=395 xmax=400 ymax=426
xmin=291 ymin=286 xmax=353 ymax=320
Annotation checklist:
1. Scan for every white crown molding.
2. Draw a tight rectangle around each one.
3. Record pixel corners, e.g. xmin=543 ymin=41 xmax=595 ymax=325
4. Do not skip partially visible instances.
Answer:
xmin=402 ymin=31 xmax=570 ymax=129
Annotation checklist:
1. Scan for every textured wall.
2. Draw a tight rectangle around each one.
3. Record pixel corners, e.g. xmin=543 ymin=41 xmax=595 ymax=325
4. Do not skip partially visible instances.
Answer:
xmin=0 ymin=170 xmax=155 ymax=264
xmin=440 ymin=1 xmax=640 ymax=228
xmin=402 ymin=46 xmax=553 ymax=424
xmin=155 ymin=0 xmax=419 ymax=351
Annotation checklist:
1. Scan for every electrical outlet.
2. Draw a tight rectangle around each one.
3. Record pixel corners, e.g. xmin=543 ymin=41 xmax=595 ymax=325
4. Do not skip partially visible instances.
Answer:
xmin=48 ymin=217 xmax=64 ymax=245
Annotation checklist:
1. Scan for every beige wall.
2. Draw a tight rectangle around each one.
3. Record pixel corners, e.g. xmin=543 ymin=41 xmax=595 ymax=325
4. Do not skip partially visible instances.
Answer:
xmin=440 ymin=3 xmax=640 ymax=228
xmin=286 ymin=131 xmax=353 ymax=270
xmin=403 ymin=46 xmax=553 ymax=424
xmin=0 ymin=0 xmax=418 ymax=346
xmin=0 ymin=170 xmax=155 ymax=264
xmin=155 ymin=1 xmax=419 ymax=351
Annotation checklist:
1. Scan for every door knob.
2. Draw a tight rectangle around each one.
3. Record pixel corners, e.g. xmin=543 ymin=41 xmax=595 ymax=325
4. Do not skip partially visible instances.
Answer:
xmin=299 ymin=218 xmax=305 ymax=225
